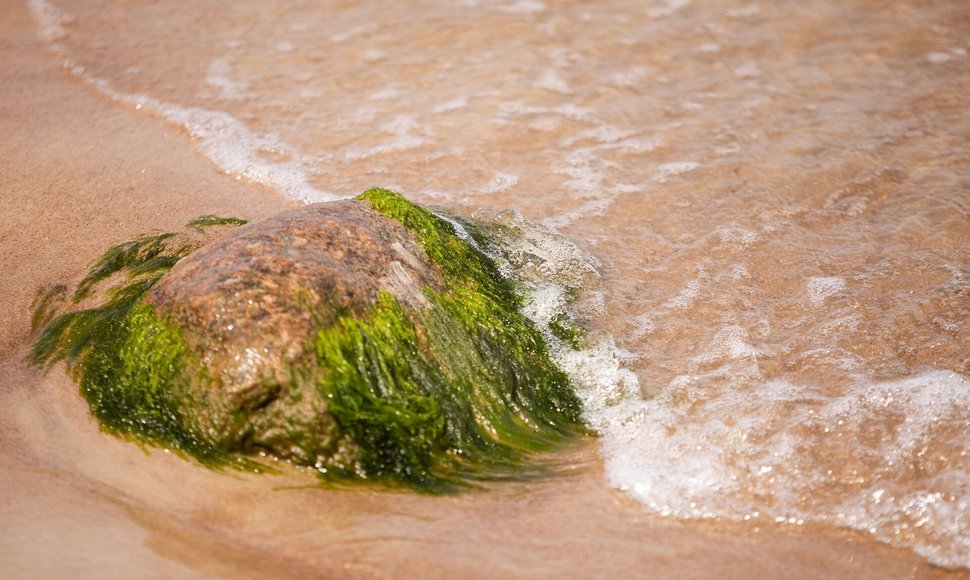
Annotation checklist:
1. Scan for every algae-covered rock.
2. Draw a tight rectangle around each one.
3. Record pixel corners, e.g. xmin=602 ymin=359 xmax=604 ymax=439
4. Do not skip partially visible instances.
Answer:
xmin=32 ymin=189 xmax=585 ymax=488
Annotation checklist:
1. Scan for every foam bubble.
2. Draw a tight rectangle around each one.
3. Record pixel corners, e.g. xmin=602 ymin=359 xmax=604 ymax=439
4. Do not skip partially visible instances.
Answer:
xmin=807 ymin=276 xmax=846 ymax=307
xmin=666 ymin=278 xmax=701 ymax=309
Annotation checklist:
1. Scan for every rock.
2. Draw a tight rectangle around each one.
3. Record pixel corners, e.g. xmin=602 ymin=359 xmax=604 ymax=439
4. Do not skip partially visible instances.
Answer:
xmin=31 ymin=189 xmax=585 ymax=488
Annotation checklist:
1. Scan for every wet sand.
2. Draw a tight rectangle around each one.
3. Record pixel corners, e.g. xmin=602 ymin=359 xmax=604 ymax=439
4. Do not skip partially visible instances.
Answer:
xmin=0 ymin=1 xmax=967 ymax=578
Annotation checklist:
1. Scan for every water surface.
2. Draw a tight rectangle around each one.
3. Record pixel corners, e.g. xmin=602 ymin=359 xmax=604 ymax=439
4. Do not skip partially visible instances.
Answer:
xmin=29 ymin=0 xmax=970 ymax=568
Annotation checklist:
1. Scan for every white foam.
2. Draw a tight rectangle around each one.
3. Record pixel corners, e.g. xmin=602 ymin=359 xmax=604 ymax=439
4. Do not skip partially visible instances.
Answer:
xmin=609 ymin=66 xmax=648 ymax=88
xmin=561 ymin=125 xmax=636 ymax=146
xmin=807 ymin=276 xmax=846 ymax=307
xmin=558 ymin=148 xmax=608 ymax=198
xmin=536 ymin=69 xmax=571 ymax=94
xmin=370 ymin=86 xmax=400 ymax=100
xmin=121 ymin=90 xmax=333 ymax=201
xmin=472 ymin=209 xmax=601 ymax=291
xmin=729 ymin=264 xmax=750 ymax=279
xmin=693 ymin=324 xmax=764 ymax=364
xmin=631 ymin=314 xmax=655 ymax=338
xmin=588 ymin=365 xmax=970 ymax=568
xmin=716 ymin=226 xmax=759 ymax=247
xmin=714 ymin=143 xmax=740 ymax=155
xmin=344 ymin=114 xmax=427 ymax=161
xmin=926 ymin=52 xmax=955 ymax=64
xmin=695 ymin=43 xmax=721 ymax=54
xmin=481 ymin=172 xmax=519 ymax=193
xmin=726 ymin=4 xmax=761 ymax=18
xmin=665 ymin=276 xmax=702 ymax=310
xmin=432 ymin=96 xmax=469 ymax=114
xmin=733 ymin=62 xmax=761 ymax=79
xmin=498 ymin=0 xmax=547 ymax=14
xmin=655 ymin=161 xmax=700 ymax=181
xmin=329 ymin=22 xmax=378 ymax=44
xmin=647 ymin=0 xmax=690 ymax=18
xmin=544 ymin=129 xmax=660 ymax=228
xmin=27 ymin=0 xmax=68 ymax=45
xmin=205 ymin=58 xmax=249 ymax=100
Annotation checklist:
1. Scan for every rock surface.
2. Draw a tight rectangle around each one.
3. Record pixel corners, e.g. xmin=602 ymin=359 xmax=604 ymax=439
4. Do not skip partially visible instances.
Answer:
xmin=146 ymin=200 xmax=444 ymax=457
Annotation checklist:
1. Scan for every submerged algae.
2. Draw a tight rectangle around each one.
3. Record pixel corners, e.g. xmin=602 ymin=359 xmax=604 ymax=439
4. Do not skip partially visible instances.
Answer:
xmin=32 ymin=190 xmax=586 ymax=490
xmin=31 ymin=219 xmax=251 ymax=466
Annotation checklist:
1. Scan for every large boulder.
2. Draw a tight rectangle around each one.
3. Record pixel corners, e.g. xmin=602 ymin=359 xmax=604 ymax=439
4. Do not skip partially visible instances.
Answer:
xmin=32 ymin=189 xmax=585 ymax=488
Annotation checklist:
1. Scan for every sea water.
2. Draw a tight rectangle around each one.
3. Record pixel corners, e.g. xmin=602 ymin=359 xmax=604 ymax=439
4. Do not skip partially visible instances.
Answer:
xmin=28 ymin=0 xmax=969 ymax=568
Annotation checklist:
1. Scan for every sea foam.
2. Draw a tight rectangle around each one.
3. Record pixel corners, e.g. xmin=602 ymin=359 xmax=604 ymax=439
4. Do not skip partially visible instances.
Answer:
xmin=473 ymin=210 xmax=969 ymax=569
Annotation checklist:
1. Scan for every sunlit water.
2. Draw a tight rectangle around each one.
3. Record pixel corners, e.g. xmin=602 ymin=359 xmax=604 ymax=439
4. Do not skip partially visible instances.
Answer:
xmin=29 ymin=0 xmax=969 ymax=568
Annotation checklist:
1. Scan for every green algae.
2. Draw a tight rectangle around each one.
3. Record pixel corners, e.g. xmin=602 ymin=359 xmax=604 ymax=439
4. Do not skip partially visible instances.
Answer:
xmin=79 ymin=302 xmax=233 ymax=465
xmin=549 ymin=312 xmax=588 ymax=350
xmin=343 ymin=188 xmax=586 ymax=486
xmin=313 ymin=288 xmax=584 ymax=488
xmin=30 ymin=284 xmax=68 ymax=333
xmin=31 ymin=193 xmax=587 ymax=491
xmin=31 ymin=218 xmax=252 ymax=468
xmin=355 ymin=187 xmax=519 ymax=306
xmin=186 ymin=215 xmax=249 ymax=230
xmin=355 ymin=189 xmax=583 ymax=418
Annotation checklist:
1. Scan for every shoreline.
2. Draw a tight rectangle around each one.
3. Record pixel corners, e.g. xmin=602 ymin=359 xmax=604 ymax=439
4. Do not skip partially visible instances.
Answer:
xmin=1 ymin=1 xmax=966 ymax=577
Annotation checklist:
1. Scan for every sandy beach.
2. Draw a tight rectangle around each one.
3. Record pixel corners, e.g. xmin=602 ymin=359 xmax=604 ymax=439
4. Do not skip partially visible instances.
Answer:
xmin=2 ymin=0 xmax=968 ymax=577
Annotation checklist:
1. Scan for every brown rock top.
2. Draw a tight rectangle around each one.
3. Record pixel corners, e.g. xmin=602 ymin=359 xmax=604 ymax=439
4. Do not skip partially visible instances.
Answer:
xmin=145 ymin=199 xmax=443 ymax=452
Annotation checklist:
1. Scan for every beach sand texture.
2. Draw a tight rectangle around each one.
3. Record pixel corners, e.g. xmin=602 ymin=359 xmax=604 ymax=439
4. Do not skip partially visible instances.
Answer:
xmin=2 ymin=0 xmax=969 ymax=577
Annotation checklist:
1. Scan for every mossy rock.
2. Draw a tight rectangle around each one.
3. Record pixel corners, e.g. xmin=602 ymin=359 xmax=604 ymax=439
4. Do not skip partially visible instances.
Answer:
xmin=32 ymin=189 xmax=586 ymax=490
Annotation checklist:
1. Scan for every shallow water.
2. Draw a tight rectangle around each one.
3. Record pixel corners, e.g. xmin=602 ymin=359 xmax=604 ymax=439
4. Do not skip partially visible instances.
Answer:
xmin=28 ymin=0 xmax=970 ymax=568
